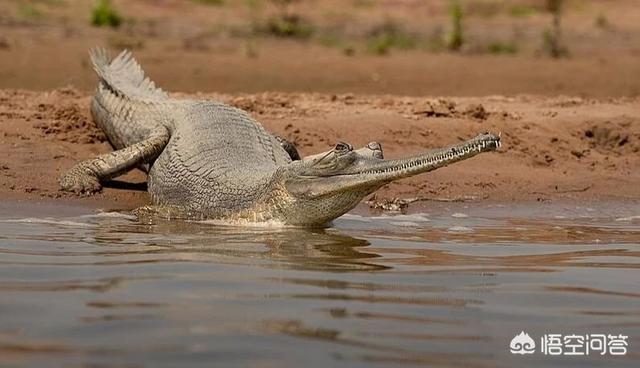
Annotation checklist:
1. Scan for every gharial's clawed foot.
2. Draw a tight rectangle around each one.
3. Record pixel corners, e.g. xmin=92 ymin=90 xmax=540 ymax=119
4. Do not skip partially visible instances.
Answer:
xmin=59 ymin=165 xmax=102 ymax=195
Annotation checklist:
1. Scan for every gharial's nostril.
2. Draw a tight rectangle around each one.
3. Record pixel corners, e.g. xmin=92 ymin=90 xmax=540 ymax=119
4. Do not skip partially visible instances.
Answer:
xmin=367 ymin=141 xmax=382 ymax=151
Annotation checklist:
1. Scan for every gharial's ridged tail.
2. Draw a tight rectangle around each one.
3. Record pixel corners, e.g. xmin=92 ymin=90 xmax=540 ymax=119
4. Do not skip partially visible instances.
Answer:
xmin=89 ymin=48 xmax=168 ymax=101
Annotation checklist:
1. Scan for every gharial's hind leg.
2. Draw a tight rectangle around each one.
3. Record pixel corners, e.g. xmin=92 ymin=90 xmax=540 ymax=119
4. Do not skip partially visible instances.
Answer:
xmin=60 ymin=126 xmax=170 ymax=194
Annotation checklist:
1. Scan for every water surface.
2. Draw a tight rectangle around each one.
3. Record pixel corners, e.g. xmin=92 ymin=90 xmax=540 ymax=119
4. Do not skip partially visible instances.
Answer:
xmin=0 ymin=201 xmax=638 ymax=367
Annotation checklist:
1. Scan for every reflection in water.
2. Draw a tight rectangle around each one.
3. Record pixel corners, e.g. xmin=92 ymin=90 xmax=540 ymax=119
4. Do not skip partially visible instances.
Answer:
xmin=0 ymin=202 xmax=638 ymax=368
xmin=95 ymin=217 xmax=388 ymax=271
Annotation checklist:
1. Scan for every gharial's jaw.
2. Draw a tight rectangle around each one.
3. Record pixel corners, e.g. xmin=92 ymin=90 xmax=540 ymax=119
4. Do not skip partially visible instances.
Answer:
xmin=285 ymin=132 xmax=501 ymax=199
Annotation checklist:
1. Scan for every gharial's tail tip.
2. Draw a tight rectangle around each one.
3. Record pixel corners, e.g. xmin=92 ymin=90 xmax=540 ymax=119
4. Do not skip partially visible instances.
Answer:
xmin=88 ymin=47 xmax=113 ymax=77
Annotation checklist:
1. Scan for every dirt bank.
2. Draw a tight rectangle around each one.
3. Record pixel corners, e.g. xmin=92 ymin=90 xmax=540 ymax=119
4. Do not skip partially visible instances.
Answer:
xmin=1 ymin=1 xmax=640 ymax=97
xmin=1 ymin=88 xmax=638 ymax=211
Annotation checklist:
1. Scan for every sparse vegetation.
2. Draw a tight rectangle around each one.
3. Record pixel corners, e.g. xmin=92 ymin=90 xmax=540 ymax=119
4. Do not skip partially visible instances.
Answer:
xmin=352 ymin=0 xmax=375 ymax=8
xmin=91 ymin=0 xmax=122 ymax=28
xmin=365 ymin=20 xmax=417 ymax=55
xmin=19 ymin=4 xmax=44 ymax=20
xmin=317 ymin=33 xmax=356 ymax=55
xmin=264 ymin=14 xmax=313 ymax=38
xmin=509 ymin=4 xmax=536 ymax=18
xmin=258 ymin=0 xmax=314 ymax=38
xmin=542 ymin=0 xmax=568 ymax=58
xmin=244 ymin=0 xmax=262 ymax=11
xmin=191 ymin=0 xmax=224 ymax=5
xmin=487 ymin=41 xmax=518 ymax=55
xmin=366 ymin=36 xmax=392 ymax=55
xmin=446 ymin=1 xmax=464 ymax=51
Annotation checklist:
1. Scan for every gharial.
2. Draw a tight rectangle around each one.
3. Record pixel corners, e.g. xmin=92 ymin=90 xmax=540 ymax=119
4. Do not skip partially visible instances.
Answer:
xmin=60 ymin=49 xmax=502 ymax=226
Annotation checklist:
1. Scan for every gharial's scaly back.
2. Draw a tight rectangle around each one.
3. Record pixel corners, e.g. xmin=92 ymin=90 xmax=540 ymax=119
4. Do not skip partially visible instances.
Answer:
xmin=90 ymin=48 xmax=169 ymax=102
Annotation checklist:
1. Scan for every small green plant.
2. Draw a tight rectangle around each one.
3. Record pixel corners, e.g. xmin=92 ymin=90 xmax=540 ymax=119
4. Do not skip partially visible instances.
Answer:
xmin=19 ymin=4 xmax=44 ymax=20
xmin=542 ymin=0 xmax=568 ymax=58
xmin=191 ymin=0 xmax=224 ymax=5
xmin=264 ymin=14 xmax=313 ymax=38
xmin=366 ymin=35 xmax=393 ymax=55
xmin=487 ymin=41 xmax=518 ymax=55
xmin=91 ymin=0 xmax=122 ymax=28
xmin=257 ymin=0 xmax=314 ymax=38
xmin=365 ymin=20 xmax=417 ymax=55
xmin=353 ymin=0 xmax=375 ymax=7
xmin=244 ymin=0 xmax=261 ymax=9
xmin=509 ymin=4 xmax=535 ymax=18
xmin=446 ymin=0 xmax=464 ymax=51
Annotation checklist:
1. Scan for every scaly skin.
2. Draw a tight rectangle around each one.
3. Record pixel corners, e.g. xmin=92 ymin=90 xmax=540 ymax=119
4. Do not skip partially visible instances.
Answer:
xmin=60 ymin=49 xmax=501 ymax=226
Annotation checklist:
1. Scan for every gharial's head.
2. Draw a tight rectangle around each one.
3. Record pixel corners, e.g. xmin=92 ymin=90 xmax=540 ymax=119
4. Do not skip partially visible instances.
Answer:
xmin=270 ymin=132 xmax=501 ymax=226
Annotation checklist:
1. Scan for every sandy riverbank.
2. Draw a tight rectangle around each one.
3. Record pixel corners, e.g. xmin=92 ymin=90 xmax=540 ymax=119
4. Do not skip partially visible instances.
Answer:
xmin=1 ymin=89 xmax=638 ymax=211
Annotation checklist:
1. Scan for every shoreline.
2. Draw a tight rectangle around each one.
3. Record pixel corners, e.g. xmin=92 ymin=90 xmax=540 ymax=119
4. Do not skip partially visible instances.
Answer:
xmin=1 ymin=89 xmax=639 ymax=211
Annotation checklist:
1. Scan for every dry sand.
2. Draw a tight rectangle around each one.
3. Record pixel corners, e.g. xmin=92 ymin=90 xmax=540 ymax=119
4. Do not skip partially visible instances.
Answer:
xmin=1 ymin=88 xmax=638 ymax=211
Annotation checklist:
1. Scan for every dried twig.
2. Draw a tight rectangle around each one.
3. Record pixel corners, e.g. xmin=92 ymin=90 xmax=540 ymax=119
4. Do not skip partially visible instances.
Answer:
xmin=366 ymin=194 xmax=487 ymax=212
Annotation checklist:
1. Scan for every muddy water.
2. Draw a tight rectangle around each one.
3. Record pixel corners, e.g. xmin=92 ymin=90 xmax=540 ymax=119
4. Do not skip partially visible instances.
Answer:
xmin=0 ymin=201 xmax=638 ymax=368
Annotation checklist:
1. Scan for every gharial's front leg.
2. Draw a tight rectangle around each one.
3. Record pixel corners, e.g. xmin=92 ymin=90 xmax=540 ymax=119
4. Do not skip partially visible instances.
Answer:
xmin=60 ymin=126 xmax=170 ymax=194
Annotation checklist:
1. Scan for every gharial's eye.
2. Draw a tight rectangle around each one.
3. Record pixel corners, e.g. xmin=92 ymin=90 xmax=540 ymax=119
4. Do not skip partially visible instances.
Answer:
xmin=334 ymin=142 xmax=353 ymax=153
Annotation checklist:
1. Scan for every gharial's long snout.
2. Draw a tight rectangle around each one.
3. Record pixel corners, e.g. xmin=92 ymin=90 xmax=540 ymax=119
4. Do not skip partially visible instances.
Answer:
xmin=355 ymin=132 xmax=501 ymax=180
xmin=289 ymin=132 xmax=501 ymax=199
